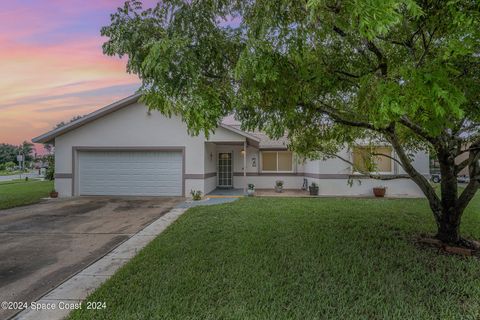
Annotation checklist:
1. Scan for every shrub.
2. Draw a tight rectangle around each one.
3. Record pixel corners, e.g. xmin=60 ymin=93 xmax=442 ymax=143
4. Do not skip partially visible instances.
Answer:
xmin=44 ymin=155 xmax=55 ymax=181
xmin=4 ymin=161 xmax=15 ymax=170
xmin=190 ymin=190 xmax=202 ymax=201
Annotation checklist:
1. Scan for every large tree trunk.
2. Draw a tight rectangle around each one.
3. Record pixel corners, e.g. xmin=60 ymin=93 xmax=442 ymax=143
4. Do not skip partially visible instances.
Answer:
xmin=435 ymin=150 xmax=462 ymax=243
xmin=436 ymin=209 xmax=461 ymax=243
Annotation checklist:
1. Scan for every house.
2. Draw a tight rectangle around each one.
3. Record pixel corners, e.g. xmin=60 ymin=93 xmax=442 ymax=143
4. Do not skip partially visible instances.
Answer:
xmin=32 ymin=94 xmax=429 ymax=198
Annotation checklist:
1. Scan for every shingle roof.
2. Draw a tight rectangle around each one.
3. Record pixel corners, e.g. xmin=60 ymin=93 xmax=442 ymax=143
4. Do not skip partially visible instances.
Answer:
xmin=226 ymin=124 xmax=289 ymax=149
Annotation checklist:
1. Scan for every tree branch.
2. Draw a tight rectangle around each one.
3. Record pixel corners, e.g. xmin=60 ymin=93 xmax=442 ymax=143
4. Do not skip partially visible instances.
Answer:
xmin=326 ymin=152 xmax=409 ymax=180
xmin=318 ymin=103 xmax=378 ymax=130
xmin=364 ymin=40 xmax=387 ymax=76
xmin=457 ymin=141 xmax=480 ymax=213
xmin=387 ymin=129 xmax=442 ymax=220
xmin=399 ymin=115 xmax=438 ymax=145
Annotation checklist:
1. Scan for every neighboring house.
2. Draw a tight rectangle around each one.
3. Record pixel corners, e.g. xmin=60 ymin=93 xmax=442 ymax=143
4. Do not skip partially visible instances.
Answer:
xmin=32 ymin=94 xmax=429 ymax=198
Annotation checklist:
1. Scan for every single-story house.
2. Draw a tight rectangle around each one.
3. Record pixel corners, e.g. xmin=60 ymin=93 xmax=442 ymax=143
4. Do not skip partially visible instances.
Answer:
xmin=33 ymin=94 xmax=429 ymax=198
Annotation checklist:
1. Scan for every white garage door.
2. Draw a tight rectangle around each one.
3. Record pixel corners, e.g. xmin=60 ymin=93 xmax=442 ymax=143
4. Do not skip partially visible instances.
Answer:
xmin=78 ymin=151 xmax=182 ymax=196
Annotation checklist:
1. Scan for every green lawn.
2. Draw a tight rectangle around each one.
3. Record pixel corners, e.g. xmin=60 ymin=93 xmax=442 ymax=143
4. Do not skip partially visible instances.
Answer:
xmin=0 ymin=179 xmax=53 ymax=210
xmin=0 ymin=170 xmax=25 ymax=176
xmin=70 ymin=195 xmax=480 ymax=320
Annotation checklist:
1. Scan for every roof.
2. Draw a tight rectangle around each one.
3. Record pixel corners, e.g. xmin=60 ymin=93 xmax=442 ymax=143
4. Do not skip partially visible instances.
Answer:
xmin=32 ymin=94 xmax=142 ymax=144
xmin=32 ymin=94 xmax=261 ymax=145
xmin=227 ymin=125 xmax=289 ymax=149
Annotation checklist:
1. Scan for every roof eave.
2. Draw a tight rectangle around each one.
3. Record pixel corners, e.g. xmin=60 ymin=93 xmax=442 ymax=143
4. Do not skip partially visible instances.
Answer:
xmin=32 ymin=93 xmax=142 ymax=144
xmin=219 ymin=123 xmax=261 ymax=142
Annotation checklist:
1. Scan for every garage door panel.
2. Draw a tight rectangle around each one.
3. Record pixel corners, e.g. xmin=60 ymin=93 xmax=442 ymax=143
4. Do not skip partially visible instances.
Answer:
xmin=78 ymin=151 xmax=183 ymax=196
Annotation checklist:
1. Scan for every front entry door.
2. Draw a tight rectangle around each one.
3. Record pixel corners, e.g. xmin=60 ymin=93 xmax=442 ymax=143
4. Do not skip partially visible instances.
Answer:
xmin=218 ymin=153 xmax=232 ymax=188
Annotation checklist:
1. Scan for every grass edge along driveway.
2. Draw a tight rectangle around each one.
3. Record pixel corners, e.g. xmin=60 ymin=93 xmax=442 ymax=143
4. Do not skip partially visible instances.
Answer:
xmin=69 ymin=196 xmax=480 ymax=320
xmin=0 ymin=179 xmax=53 ymax=210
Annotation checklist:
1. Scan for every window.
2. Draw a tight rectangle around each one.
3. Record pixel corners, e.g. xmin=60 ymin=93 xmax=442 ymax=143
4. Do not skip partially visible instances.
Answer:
xmin=352 ymin=146 xmax=393 ymax=173
xmin=261 ymin=151 xmax=293 ymax=172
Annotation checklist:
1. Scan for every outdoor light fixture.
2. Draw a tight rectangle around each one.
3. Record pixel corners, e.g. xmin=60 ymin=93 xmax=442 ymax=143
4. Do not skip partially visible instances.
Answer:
xmin=241 ymin=149 xmax=245 ymax=155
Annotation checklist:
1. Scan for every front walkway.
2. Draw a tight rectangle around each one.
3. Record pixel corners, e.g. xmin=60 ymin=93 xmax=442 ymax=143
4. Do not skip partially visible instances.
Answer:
xmin=255 ymin=189 xmax=310 ymax=197
xmin=207 ymin=188 xmax=313 ymax=198
xmin=207 ymin=188 xmax=244 ymax=197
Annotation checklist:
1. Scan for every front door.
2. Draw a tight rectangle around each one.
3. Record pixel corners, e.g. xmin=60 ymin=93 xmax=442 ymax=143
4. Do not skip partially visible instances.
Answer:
xmin=218 ymin=153 xmax=232 ymax=188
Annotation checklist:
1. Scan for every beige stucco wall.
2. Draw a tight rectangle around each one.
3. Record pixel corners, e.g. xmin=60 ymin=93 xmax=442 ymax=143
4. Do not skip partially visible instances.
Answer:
xmin=52 ymin=100 xmax=429 ymax=198
xmin=299 ymin=146 xmax=429 ymax=197
xmin=54 ymin=102 xmax=245 ymax=197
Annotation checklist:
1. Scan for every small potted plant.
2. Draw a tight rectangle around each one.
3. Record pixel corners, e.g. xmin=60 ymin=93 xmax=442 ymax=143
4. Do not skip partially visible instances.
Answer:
xmin=247 ymin=183 xmax=255 ymax=196
xmin=373 ymin=186 xmax=387 ymax=197
xmin=309 ymin=182 xmax=319 ymax=196
xmin=274 ymin=180 xmax=284 ymax=193
xmin=50 ymin=189 xmax=59 ymax=198
xmin=190 ymin=190 xmax=202 ymax=201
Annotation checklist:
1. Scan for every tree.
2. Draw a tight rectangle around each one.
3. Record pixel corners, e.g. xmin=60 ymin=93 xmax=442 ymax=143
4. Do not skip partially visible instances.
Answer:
xmin=0 ymin=141 xmax=33 ymax=164
xmin=102 ymin=0 xmax=480 ymax=245
xmin=19 ymin=141 xmax=34 ymax=162
xmin=0 ymin=143 xmax=19 ymax=164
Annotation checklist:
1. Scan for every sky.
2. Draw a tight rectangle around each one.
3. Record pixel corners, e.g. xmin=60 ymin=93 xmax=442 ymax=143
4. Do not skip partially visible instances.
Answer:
xmin=0 ymin=1 xmax=142 ymax=153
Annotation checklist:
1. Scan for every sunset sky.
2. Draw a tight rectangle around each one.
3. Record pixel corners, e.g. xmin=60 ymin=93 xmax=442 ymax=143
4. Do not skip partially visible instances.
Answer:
xmin=0 ymin=1 xmax=142 ymax=152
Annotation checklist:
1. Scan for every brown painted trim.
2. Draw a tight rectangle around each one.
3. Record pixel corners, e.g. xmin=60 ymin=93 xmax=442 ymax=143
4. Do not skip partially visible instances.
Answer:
xmin=185 ymin=172 xmax=217 ymax=179
xmin=304 ymin=173 xmax=351 ymax=179
xmin=232 ymin=172 xmax=410 ymax=179
xmin=259 ymin=147 xmax=289 ymax=151
xmin=54 ymin=173 xmax=72 ymax=179
xmin=304 ymin=173 xmax=414 ymax=179
xmin=211 ymin=141 xmax=245 ymax=145
xmin=185 ymin=174 xmax=204 ymax=179
xmin=205 ymin=172 xmax=217 ymax=178
xmin=233 ymin=172 xmax=302 ymax=176
xmin=71 ymin=146 xmax=186 ymax=197
xmin=349 ymin=174 xmax=411 ymax=179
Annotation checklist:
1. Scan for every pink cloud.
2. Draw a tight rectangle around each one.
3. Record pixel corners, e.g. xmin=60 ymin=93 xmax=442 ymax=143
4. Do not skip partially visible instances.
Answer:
xmin=0 ymin=1 xmax=149 ymax=150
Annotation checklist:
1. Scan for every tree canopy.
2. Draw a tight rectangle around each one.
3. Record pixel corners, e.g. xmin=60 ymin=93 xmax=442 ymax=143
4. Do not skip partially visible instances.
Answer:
xmin=102 ymin=0 xmax=480 ymax=244
xmin=0 ymin=141 xmax=34 ymax=164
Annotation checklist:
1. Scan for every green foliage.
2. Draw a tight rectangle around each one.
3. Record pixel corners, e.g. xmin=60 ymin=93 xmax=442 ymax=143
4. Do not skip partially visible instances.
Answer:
xmin=69 ymin=196 xmax=480 ymax=320
xmin=4 ymin=161 xmax=16 ymax=170
xmin=102 ymin=0 xmax=480 ymax=233
xmin=0 ymin=144 xmax=19 ymax=164
xmin=101 ymin=0 xmax=479 ymax=153
xmin=44 ymin=155 xmax=55 ymax=181
xmin=0 ymin=142 xmax=35 ymax=164
xmin=190 ymin=189 xmax=202 ymax=200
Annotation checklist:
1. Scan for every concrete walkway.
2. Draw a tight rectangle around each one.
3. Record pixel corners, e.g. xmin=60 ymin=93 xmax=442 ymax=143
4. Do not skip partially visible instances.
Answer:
xmin=12 ymin=207 xmax=187 ymax=320
xmin=176 ymin=197 xmax=239 ymax=208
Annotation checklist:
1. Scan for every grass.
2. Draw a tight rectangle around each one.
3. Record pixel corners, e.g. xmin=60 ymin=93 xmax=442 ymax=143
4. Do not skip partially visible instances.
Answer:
xmin=0 ymin=170 xmax=25 ymax=176
xmin=70 ymin=195 xmax=480 ymax=320
xmin=0 ymin=179 xmax=53 ymax=210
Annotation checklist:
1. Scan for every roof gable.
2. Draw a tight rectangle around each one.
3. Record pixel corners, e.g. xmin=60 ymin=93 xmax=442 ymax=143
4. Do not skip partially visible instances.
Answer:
xmin=32 ymin=94 xmax=259 ymax=144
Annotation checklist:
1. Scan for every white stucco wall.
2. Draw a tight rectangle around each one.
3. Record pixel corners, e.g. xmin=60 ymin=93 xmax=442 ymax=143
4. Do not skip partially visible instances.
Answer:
xmin=51 ymin=99 xmax=428 ymax=198
xmin=54 ymin=103 xmax=218 ymax=197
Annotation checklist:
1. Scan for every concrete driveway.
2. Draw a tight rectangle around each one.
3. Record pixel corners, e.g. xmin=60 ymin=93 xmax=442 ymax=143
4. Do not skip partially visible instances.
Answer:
xmin=0 ymin=197 xmax=182 ymax=320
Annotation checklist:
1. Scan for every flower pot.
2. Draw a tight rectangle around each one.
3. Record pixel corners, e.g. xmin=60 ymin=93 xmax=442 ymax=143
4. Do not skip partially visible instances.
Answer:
xmin=309 ymin=186 xmax=319 ymax=196
xmin=50 ymin=191 xmax=59 ymax=198
xmin=274 ymin=186 xmax=283 ymax=193
xmin=247 ymin=189 xmax=255 ymax=197
xmin=373 ymin=187 xmax=386 ymax=197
